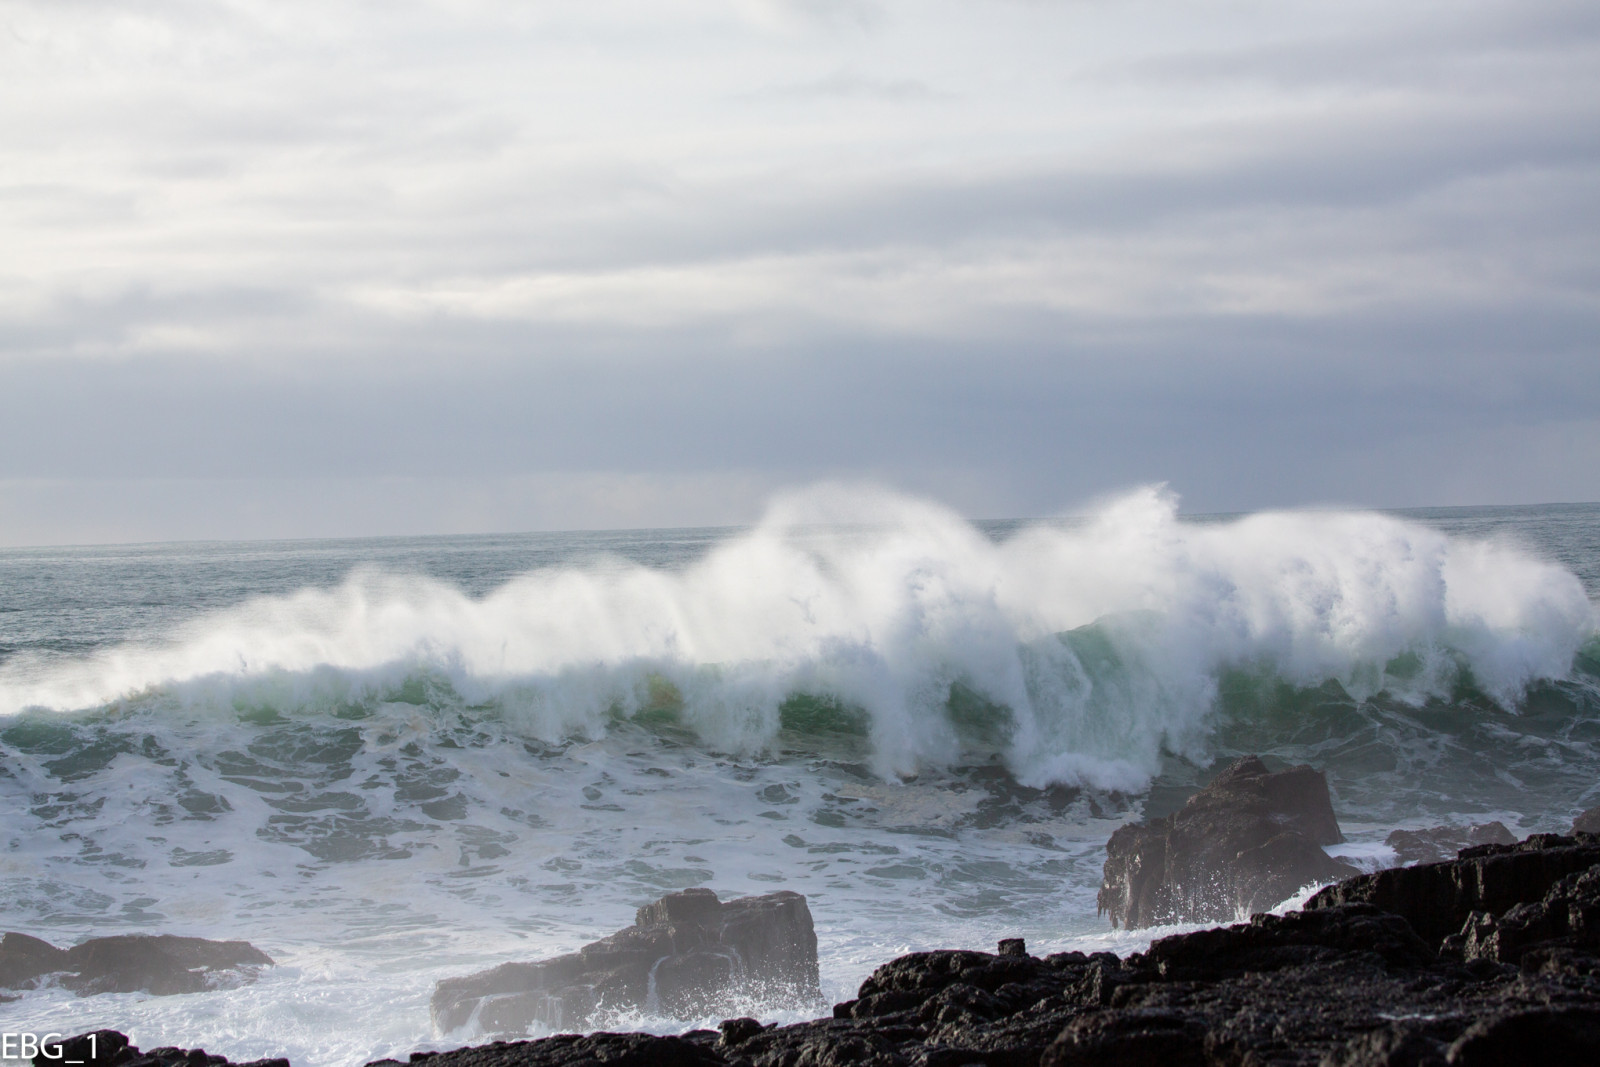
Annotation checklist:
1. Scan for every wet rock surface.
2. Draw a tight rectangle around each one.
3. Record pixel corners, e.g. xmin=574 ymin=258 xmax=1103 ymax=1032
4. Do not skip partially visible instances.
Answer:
xmin=0 ymin=932 xmax=273 ymax=997
xmin=431 ymin=888 xmax=822 ymax=1035
xmin=1097 ymin=755 xmax=1358 ymax=929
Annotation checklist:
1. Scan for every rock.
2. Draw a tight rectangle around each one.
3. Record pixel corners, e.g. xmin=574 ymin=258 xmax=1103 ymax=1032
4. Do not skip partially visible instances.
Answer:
xmin=1 ymin=933 xmax=273 ymax=997
xmin=1097 ymin=755 xmax=1358 ymax=928
xmin=1441 ymin=863 xmax=1600 ymax=965
xmin=1446 ymin=1007 xmax=1600 ymax=1066
xmin=0 ymin=932 xmax=68 ymax=988
xmin=1138 ymin=902 xmax=1434 ymax=982
xmin=430 ymin=888 xmax=822 ymax=1036
xmin=1385 ymin=821 xmax=1516 ymax=865
xmin=405 ymin=824 xmax=1600 ymax=1066
xmin=1320 ymin=1022 xmax=1450 ymax=1066
xmin=1305 ymin=833 xmax=1600 ymax=947
xmin=715 ymin=1018 xmax=764 ymax=1049
xmin=1575 ymin=805 xmax=1600 ymax=835
xmin=1041 ymin=1010 xmax=1208 ymax=1067
xmin=31 ymin=1031 xmax=290 ymax=1067
xmin=31 ymin=1031 xmax=131 ymax=1067
xmin=372 ymin=1033 xmax=728 ymax=1067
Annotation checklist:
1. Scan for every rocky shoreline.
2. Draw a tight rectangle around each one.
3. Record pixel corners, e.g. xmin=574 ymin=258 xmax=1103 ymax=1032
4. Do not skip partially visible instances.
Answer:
xmin=24 ymin=758 xmax=1600 ymax=1066
xmin=35 ymin=833 xmax=1600 ymax=1067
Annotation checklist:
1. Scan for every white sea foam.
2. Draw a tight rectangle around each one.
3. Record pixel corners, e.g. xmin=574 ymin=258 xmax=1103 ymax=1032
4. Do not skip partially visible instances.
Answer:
xmin=2 ymin=488 xmax=1596 ymax=1067
xmin=2 ymin=485 xmax=1593 ymax=792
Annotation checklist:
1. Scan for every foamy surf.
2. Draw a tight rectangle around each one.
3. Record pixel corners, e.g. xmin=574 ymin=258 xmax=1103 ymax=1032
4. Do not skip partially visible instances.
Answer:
xmin=2 ymin=485 xmax=1592 ymax=791
xmin=1 ymin=487 xmax=1597 ymax=1066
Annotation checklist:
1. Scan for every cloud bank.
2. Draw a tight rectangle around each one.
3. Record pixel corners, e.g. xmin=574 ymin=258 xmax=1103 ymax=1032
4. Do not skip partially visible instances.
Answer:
xmin=1 ymin=0 xmax=1596 ymax=543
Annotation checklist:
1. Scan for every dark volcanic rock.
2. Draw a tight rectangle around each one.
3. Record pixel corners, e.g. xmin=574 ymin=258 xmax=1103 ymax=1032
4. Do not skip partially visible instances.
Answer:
xmin=1 ymin=932 xmax=273 ymax=996
xmin=1098 ymin=755 xmax=1358 ymax=929
xmin=1385 ymin=821 xmax=1516 ymax=865
xmin=30 ymin=1031 xmax=289 ymax=1067
xmin=1445 ymin=1007 xmax=1600 ymax=1066
xmin=373 ymin=1033 xmax=728 ymax=1067
xmin=1575 ymin=805 xmax=1600 ymax=835
xmin=1041 ymin=1010 xmax=1208 ymax=1067
xmin=1138 ymin=903 xmax=1433 ymax=981
xmin=1305 ymin=833 xmax=1600 ymax=947
xmin=1443 ymin=863 xmax=1600 ymax=965
xmin=431 ymin=888 xmax=822 ymax=1036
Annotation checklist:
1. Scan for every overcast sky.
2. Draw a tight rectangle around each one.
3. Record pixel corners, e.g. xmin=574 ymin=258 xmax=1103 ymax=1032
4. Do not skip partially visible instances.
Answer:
xmin=2 ymin=0 xmax=1597 ymax=545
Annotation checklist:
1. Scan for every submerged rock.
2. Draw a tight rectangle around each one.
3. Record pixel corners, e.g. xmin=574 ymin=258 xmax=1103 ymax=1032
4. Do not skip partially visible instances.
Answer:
xmin=1097 ymin=755 xmax=1358 ymax=929
xmin=431 ymin=888 xmax=822 ymax=1036
xmin=0 ymin=932 xmax=273 ymax=997
xmin=1385 ymin=821 xmax=1516 ymax=865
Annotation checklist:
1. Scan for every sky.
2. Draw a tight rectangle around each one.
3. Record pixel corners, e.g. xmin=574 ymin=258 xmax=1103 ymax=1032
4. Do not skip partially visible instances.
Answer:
xmin=1 ymin=0 xmax=1597 ymax=546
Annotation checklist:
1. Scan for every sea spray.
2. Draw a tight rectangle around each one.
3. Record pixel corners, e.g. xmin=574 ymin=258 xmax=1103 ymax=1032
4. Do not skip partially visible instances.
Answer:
xmin=1 ymin=487 xmax=1597 ymax=1065
xmin=2 ymin=485 xmax=1591 ymax=790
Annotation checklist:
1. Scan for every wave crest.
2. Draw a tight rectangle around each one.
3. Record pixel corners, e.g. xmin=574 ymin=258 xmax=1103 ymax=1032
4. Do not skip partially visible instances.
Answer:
xmin=2 ymin=485 xmax=1593 ymax=791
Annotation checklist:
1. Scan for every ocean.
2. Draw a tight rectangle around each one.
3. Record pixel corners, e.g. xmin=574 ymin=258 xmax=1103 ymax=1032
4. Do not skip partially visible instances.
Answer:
xmin=2 ymin=485 xmax=1597 ymax=1065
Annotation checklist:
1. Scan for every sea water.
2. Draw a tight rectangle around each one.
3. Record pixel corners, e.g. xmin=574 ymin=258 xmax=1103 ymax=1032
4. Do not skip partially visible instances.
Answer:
xmin=2 ymin=485 xmax=1597 ymax=1064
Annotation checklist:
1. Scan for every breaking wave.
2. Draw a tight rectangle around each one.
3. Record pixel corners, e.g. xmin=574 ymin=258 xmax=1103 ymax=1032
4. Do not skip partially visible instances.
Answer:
xmin=2 ymin=485 xmax=1594 ymax=793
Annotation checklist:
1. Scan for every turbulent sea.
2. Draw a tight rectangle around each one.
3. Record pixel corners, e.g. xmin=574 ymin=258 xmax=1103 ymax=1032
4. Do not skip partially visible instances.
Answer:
xmin=2 ymin=486 xmax=1598 ymax=1065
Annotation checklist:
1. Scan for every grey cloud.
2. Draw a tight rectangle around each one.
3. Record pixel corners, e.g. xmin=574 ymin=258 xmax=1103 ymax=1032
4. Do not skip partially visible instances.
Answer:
xmin=747 ymin=69 xmax=940 ymax=101
xmin=1 ymin=1 xmax=1596 ymax=544
xmin=3 ymin=299 xmax=1594 ymax=479
xmin=309 ymin=102 xmax=1600 ymax=276
xmin=1106 ymin=0 xmax=1600 ymax=90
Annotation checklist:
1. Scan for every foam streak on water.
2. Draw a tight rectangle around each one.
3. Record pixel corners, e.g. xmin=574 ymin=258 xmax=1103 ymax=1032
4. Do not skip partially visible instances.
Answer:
xmin=0 ymin=486 xmax=1596 ymax=1066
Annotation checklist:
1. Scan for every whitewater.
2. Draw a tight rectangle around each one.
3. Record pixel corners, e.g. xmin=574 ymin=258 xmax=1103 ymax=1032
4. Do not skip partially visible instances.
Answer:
xmin=2 ymin=486 xmax=1597 ymax=1065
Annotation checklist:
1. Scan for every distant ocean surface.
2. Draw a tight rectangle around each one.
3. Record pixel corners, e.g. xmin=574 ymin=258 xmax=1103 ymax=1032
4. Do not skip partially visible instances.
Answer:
xmin=2 ymin=487 xmax=1597 ymax=1065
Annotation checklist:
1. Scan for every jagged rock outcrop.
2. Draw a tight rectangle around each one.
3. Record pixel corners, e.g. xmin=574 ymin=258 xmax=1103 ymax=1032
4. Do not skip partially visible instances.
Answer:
xmin=1385 ymin=820 xmax=1516 ymax=864
xmin=1575 ymin=805 xmax=1600 ymax=834
xmin=0 ymin=932 xmax=272 ymax=997
xmin=1442 ymin=862 xmax=1600 ymax=966
xmin=1098 ymin=755 xmax=1358 ymax=928
xmin=1305 ymin=832 xmax=1600 ymax=946
xmin=431 ymin=888 xmax=822 ymax=1036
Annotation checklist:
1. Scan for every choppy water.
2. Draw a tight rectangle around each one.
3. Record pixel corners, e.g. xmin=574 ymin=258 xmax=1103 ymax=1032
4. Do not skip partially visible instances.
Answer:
xmin=2 ymin=486 xmax=1597 ymax=1065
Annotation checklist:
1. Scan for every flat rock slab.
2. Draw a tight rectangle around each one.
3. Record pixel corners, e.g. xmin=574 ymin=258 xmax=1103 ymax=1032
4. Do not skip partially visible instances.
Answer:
xmin=432 ymin=888 xmax=822 ymax=1036
xmin=0 ymin=933 xmax=273 ymax=996
xmin=1098 ymin=754 xmax=1357 ymax=929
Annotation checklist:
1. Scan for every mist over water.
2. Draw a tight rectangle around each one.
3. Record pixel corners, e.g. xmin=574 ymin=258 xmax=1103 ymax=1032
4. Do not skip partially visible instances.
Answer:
xmin=2 ymin=487 xmax=1597 ymax=1066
